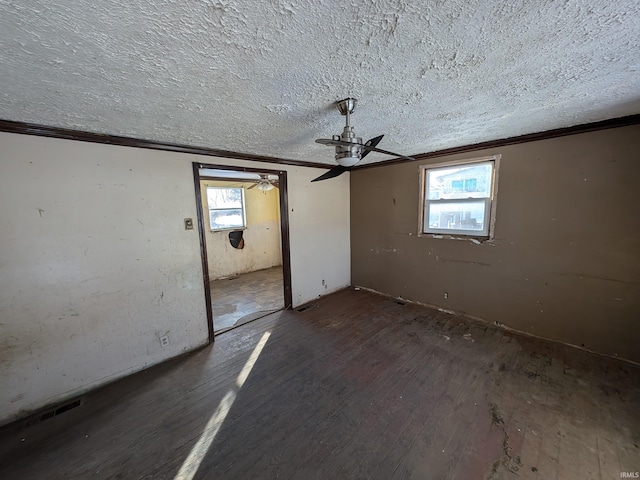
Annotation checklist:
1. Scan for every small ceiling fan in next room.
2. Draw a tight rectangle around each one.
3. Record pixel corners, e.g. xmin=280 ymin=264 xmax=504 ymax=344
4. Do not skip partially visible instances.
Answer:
xmin=246 ymin=174 xmax=279 ymax=191
xmin=312 ymin=98 xmax=415 ymax=182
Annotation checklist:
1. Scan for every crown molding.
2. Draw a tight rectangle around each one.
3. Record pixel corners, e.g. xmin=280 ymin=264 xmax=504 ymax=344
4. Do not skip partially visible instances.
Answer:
xmin=0 ymin=119 xmax=330 ymax=170
xmin=354 ymin=113 xmax=640 ymax=170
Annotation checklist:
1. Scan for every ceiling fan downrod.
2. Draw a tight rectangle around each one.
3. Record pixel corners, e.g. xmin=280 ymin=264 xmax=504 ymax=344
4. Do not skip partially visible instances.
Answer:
xmin=334 ymin=98 xmax=363 ymax=167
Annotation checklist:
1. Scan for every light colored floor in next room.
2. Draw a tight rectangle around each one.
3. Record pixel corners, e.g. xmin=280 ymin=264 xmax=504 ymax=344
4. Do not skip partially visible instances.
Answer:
xmin=210 ymin=266 xmax=284 ymax=333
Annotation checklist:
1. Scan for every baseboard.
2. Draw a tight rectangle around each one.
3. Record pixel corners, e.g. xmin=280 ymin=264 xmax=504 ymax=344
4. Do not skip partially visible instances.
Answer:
xmin=353 ymin=285 xmax=640 ymax=368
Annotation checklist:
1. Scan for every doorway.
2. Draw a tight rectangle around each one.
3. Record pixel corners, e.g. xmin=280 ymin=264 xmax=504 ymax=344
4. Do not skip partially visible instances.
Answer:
xmin=192 ymin=163 xmax=292 ymax=341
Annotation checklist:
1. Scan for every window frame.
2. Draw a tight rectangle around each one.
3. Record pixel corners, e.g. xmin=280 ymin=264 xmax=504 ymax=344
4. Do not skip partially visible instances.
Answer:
xmin=206 ymin=186 xmax=247 ymax=232
xmin=418 ymin=155 xmax=500 ymax=240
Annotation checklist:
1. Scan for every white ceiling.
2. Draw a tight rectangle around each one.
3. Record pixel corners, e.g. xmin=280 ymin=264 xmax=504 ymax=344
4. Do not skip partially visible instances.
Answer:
xmin=1 ymin=0 xmax=639 ymax=166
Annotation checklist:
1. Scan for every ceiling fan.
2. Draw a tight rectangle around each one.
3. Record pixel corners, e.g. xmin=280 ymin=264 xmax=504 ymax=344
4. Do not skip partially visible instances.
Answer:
xmin=312 ymin=98 xmax=415 ymax=182
xmin=247 ymin=174 xmax=278 ymax=191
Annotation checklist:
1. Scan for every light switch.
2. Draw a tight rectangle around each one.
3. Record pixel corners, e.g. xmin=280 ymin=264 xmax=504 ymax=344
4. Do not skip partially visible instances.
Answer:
xmin=184 ymin=218 xmax=194 ymax=230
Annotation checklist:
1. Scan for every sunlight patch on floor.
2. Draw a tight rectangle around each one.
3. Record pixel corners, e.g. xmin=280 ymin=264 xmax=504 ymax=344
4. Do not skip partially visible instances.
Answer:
xmin=174 ymin=331 xmax=271 ymax=480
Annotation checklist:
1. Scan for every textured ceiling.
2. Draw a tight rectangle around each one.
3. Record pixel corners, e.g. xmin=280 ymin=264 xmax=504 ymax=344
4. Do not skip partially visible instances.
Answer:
xmin=1 ymin=0 xmax=639 ymax=166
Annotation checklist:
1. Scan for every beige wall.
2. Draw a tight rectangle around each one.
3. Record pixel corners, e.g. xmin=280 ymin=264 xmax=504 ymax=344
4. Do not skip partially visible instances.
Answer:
xmin=351 ymin=124 xmax=640 ymax=363
xmin=0 ymin=132 xmax=350 ymax=425
xmin=200 ymin=179 xmax=281 ymax=279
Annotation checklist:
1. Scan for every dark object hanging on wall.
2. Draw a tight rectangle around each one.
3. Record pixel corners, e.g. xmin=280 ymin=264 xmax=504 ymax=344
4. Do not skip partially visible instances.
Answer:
xmin=229 ymin=230 xmax=245 ymax=249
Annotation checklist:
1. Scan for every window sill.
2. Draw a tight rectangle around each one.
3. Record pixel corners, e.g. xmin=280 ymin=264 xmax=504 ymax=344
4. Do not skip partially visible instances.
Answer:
xmin=417 ymin=232 xmax=493 ymax=244
xmin=210 ymin=227 xmax=247 ymax=233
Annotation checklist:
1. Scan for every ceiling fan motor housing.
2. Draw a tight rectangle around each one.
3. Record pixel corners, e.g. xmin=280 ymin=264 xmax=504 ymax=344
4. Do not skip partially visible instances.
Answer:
xmin=334 ymin=126 xmax=362 ymax=167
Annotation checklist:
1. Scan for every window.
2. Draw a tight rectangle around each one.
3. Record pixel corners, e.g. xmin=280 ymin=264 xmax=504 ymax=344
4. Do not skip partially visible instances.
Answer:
xmin=206 ymin=187 xmax=246 ymax=230
xmin=420 ymin=156 xmax=499 ymax=238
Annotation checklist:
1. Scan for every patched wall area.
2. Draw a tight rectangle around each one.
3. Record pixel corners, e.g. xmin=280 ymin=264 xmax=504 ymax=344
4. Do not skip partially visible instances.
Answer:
xmin=350 ymin=124 xmax=640 ymax=363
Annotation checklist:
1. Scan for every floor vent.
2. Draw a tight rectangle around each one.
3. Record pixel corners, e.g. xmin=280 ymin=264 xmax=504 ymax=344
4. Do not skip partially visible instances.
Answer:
xmin=296 ymin=305 xmax=315 ymax=313
xmin=25 ymin=398 xmax=83 ymax=427
xmin=395 ymin=300 xmax=406 ymax=305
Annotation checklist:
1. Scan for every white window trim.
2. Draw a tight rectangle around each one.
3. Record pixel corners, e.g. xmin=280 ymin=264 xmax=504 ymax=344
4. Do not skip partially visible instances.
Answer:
xmin=207 ymin=186 xmax=247 ymax=232
xmin=418 ymin=155 xmax=500 ymax=241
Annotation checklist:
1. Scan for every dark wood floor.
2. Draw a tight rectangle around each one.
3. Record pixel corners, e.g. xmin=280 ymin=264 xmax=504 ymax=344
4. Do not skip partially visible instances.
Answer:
xmin=1 ymin=288 xmax=638 ymax=479
xmin=210 ymin=266 xmax=284 ymax=333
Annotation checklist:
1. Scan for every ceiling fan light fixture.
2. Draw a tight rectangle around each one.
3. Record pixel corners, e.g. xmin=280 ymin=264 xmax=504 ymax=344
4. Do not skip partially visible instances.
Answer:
xmin=336 ymin=156 xmax=361 ymax=167
xmin=257 ymin=182 xmax=274 ymax=191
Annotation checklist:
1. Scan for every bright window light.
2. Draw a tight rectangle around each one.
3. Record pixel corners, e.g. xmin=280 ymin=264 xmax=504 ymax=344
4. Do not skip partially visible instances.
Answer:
xmin=174 ymin=331 xmax=271 ymax=480
xmin=206 ymin=187 xmax=246 ymax=231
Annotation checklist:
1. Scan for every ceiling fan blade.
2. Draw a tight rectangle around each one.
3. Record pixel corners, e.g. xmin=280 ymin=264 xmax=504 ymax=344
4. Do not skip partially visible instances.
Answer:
xmin=311 ymin=165 xmax=348 ymax=182
xmin=362 ymin=145 xmax=414 ymax=161
xmin=315 ymin=138 xmax=351 ymax=147
xmin=360 ymin=135 xmax=384 ymax=160
xmin=318 ymin=137 xmax=413 ymax=160
xmin=247 ymin=183 xmax=259 ymax=189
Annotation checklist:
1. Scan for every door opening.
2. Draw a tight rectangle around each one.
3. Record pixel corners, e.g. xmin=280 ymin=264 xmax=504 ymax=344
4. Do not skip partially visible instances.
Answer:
xmin=192 ymin=163 xmax=292 ymax=342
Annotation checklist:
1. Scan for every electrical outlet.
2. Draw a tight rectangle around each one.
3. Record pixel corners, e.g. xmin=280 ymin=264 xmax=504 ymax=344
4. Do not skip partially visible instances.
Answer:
xmin=160 ymin=335 xmax=169 ymax=348
xmin=184 ymin=218 xmax=193 ymax=230
xmin=444 ymin=292 xmax=448 ymax=299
